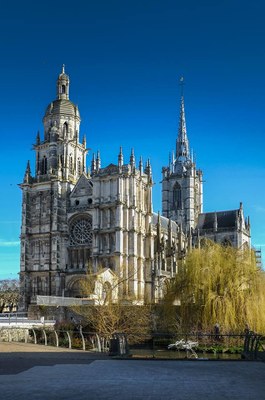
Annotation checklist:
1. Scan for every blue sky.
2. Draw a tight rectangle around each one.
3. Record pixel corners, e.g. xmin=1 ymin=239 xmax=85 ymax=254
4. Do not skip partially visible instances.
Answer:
xmin=1 ymin=0 xmax=265 ymax=278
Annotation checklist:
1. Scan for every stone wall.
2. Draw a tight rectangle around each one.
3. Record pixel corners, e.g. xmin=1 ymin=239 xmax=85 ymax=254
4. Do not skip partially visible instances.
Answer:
xmin=28 ymin=304 xmax=81 ymax=325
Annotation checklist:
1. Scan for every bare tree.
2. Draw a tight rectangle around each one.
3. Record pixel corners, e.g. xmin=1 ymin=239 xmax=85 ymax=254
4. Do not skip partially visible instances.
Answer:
xmin=71 ymin=268 xmax=153 ymax=342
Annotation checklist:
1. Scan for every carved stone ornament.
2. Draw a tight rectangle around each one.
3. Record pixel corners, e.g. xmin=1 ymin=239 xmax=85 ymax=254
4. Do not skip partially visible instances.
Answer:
xmin=70 ymin=216 xmax=93 ymax=246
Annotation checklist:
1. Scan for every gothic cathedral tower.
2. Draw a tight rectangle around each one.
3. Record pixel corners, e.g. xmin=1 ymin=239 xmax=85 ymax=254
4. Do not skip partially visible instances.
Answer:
xmin=162 ymin=93 xmax=203 ymax=232
xmin=19 ymin=66 xmax=87 ymax=309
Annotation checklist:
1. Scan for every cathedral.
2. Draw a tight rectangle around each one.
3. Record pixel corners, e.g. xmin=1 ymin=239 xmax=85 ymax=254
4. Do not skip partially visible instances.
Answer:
xmin=19 ymin=67 xmax=251 ymax=310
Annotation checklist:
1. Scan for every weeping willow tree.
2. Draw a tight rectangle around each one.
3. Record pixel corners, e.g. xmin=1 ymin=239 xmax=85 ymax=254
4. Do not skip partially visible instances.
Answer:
xmin=165 ymin=240 xmax=265 ymax=334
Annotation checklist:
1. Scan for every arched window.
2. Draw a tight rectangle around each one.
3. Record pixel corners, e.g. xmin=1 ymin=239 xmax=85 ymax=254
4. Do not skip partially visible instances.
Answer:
xmin=77 ymin=157 xmax=82 ymax=175
xmin=173 ymin=182 xmax=182 ymax=209
xmin=110 ymin=234 xmax=115 ymax=252
xmin=69 ymin=154 xmax=73 ymax=174
xmin=42 ymin=156 xmax=47 ymax=174
xmin=62 ymin=85 xmax=66 ymax=94
xmin=63 ymin=122 xmax=68 ymax=136
xmin=110 ymin=209 xmax=115 ymax=227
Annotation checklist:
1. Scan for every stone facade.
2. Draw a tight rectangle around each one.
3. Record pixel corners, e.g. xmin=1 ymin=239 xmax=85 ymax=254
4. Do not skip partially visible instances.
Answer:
xmin=19 ymin=67 xmax=251 ymax=310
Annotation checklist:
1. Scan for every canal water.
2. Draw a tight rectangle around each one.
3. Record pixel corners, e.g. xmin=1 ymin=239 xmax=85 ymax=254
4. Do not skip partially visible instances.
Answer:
xmin=130 ymin=348 xmax=242 ymax=360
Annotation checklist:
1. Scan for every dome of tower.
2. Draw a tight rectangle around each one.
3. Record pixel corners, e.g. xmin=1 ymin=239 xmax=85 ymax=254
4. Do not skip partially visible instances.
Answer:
xmin=58 ymin=71 xmax=68 ymax=79
xmin=44 ymin=99 xmax=80 ymax=119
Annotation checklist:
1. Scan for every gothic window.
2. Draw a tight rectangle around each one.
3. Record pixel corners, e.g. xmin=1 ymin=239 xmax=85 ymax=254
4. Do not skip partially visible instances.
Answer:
xmin=110 ymin=209 xmax=115 ymax=227
xmin=69 ymin=154 xmax=73 ymax=174
xmin=62 ymin=85 xmax=66 ymax=94
xmin=173 ymin=182 xmax=182 ymax=209
xmin=110 ymin=234 xmax=115 ymax=252
xmin=102 ymin=210 xmax=107 ymax=228
xmin=102 ymin=236 xmax=107 ymax=252
xmin=69 ymin=215 xmax=93 ymax=247
xmin=77 ymin=157 xmax=81 ymax=175
xmin=42 ymin=156 xmax=47 ymax=174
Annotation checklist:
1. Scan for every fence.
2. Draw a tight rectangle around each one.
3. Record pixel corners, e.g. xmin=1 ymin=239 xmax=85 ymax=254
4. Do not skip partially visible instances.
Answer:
xmin=0 ymin=312 xmax=28 ymax=323
xmin=0 ymin=327 xmax=117 ymax=354
xmin=0 ymin=312 xmax=55 ymax=328
xmin=128 ymin=332 xmax=265 ymax=360
xmin=0 ymin=328 xmax=264 ymax=359
xmin=242 ymin=331 xmax=265 ymax=360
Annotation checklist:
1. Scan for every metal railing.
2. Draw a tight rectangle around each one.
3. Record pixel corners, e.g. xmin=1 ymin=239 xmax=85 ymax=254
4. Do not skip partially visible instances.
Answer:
xmin=128 ymin=332 xmax=257 ymax=360
xmin=1 ymin=328 xmax=264 ymax=359
xmin=0 ymin=327 xmax=110 ymax=353
xmin=0 ymin=312 xmax=55 ymax=327
xmin=0 ymin=312 xmax=28 ymax=319
xmin=242 ymin=331 xmax=265 ymax=360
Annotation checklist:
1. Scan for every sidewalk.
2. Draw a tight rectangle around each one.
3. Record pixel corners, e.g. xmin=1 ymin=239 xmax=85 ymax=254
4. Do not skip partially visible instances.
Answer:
xmin=0 ymin=343 xmax=265 ymax=400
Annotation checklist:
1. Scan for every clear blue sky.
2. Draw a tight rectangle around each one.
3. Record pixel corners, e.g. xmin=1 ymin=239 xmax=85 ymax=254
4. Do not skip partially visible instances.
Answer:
xmin=1 ymin=0 xmax=265 ymax=279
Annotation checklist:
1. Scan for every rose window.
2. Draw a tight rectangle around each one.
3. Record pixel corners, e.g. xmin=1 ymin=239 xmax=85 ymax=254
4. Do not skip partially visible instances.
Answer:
xmin=70 ymin=217 xmax=93 ymax=246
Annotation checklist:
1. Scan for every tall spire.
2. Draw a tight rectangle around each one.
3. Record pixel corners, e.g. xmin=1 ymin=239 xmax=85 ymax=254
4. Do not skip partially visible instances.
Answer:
xmin=176 ymin=77 xmax=190 ymax=163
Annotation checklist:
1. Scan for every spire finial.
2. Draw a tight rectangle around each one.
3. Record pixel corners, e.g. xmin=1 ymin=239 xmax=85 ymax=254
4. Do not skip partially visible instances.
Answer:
xmin=24 ymin=160 xmax=31 ymax=183
xmin=118 ymin=146 xmax=124 ymax=168
xmin=62 ymin=64 xmax=65 ymax=74
xmin=179 ymin=76 xmax=185 ymax=97
xmin=36 ymin=131 xmax=40 ymax=145
xmin=96 ymin=150 xmax=101 ymax=170
xmin=130 ymin=148 xmax=135 ymax=168
xmin=91 ymin=153 xmax=96 ymax=173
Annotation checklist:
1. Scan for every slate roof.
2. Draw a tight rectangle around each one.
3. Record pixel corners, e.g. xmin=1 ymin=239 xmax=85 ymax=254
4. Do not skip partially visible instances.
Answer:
xmin=152 ymin=213 xmax=178 ymax=234
xmin=197 ymin=210 xmax=238 ymax=230
xmin=44 ymin=99 xmax=80 ymax=118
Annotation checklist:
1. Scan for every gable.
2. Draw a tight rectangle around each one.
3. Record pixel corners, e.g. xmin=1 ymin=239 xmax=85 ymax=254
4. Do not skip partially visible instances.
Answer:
xmin=70 ymin=174 xmax=93 ymax=198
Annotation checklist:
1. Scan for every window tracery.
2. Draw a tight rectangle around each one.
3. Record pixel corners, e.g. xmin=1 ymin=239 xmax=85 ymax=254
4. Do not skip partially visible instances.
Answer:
xmin=69 ymin=216 xmax=93 ymax=246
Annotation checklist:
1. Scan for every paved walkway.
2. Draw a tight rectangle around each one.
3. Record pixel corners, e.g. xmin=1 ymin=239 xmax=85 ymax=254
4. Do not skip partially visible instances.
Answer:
xmin=0 ymin=343 xmax=264 ymax=399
